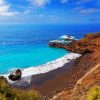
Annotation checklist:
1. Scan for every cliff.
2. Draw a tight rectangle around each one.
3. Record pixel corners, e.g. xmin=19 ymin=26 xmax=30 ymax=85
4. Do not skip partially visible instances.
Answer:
xmin=49 ymin=33 xmax=100 ymax=54
xmin=50 ymin=33 xmax=100 ymax=100
xmin=52 ymin=64 xmax=100 ymax=100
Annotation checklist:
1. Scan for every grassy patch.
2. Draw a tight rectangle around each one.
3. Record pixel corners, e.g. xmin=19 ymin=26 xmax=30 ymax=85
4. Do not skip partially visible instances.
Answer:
xmin=0 ymin=77 xmax=41 ymax=100
xmin=86 ymin=86 xmax=100 ymax=100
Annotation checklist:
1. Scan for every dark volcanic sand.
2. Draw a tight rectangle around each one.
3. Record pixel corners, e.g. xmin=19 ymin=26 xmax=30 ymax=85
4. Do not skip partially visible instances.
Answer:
xmin=29 ymin=53 xmax=100 ymax=97
xmin=30 ymin=60 xmax=75 ymax=96
xmin=12 ymin=59 xmax=76 ymax=97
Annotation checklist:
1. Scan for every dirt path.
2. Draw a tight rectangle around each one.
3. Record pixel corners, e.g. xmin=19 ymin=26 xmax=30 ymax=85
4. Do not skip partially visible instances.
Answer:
xmin=76 ymin=63 xmax=100 ymax=85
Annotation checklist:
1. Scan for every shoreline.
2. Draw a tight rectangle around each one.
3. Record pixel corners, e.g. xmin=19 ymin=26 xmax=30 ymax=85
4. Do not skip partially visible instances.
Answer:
xmin=22 ymin=52 xmax=81 ymax=77
xmin=4 ymin=52 xmax=81 ymax=78
xmin=0 ymin=33 xmax=100 ymax=99
xmin=4 ymin=52 xmax=81 ymax=86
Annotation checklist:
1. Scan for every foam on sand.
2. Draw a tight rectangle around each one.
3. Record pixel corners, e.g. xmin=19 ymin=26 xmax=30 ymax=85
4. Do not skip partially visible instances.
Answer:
xmin=5 ymin=52 xmax=81 ymax=86
xmin=21 ymin=53 xmax=81 ymax=77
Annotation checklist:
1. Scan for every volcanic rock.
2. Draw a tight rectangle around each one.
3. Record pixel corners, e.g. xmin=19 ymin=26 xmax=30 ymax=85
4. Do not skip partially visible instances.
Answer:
xmin=49 ymin=33 xmax=100 ymax=54
xmin=8 ymin=69 xmax=22 ymax=81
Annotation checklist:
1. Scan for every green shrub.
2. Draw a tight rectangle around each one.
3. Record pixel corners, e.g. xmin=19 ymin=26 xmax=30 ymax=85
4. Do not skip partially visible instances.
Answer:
xmin=0 ymin=77 xmax=41 ymax=100
xmin=86 ymin=86 xmax=100 ymax=100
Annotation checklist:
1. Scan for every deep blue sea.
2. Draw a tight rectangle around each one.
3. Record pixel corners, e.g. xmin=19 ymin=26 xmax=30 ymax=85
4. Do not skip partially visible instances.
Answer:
xmin=0 ymin=24 xmax=100 ymax=74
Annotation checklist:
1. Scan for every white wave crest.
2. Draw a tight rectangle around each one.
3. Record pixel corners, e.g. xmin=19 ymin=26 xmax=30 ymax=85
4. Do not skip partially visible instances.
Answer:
xmin=21 ymin=53 xmax=81 ymax=77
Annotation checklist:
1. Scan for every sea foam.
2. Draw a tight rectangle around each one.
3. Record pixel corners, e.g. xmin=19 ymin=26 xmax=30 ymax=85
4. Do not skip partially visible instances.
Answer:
xmin=3 ymin=53 xmax=81 ymax=78
xmin=21 ymin=53 xmax=81 ymax=77
xmin=4 ymin=52 xmax=81 ymax=85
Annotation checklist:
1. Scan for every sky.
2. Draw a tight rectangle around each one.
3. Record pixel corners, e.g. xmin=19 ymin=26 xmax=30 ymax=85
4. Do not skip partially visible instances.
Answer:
xmin=0 ymin=0 xmax=100 ymax=24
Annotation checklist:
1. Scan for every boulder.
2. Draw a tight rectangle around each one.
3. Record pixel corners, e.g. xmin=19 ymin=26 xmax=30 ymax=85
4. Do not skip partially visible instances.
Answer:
xmin=8 ymin=69 xmax=22 ymax=81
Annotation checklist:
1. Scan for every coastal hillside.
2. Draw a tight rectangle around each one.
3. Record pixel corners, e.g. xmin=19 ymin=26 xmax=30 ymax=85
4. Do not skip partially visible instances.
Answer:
xmin=0 ymin=77 xmax=41 ymax=100
xmin=0 ymin=0 xmax=100 ymax=99
xmin=0 ymin=33 xmax=100 ymax=100
xmin=52 ymin=64 xmax=100 ymax=100
xmin=49 ymin=33 xmax=100 ymax=54
xmin=50 ymin=33 xmax=100 ymax=100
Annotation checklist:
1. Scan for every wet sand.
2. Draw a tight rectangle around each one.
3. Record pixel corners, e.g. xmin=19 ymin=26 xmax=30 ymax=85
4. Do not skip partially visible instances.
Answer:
xmin=29 ymin=60 xmax=75 ymax=96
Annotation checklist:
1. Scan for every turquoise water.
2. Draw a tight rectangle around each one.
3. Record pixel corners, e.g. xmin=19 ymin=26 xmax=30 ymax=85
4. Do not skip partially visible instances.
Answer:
xmin=0 ymin=24 xmax=68 ymax=74
xmin=0 ymin=24 xmax=100 ymax=74
xmin=0 ymin=45 xmax=67 ymax=74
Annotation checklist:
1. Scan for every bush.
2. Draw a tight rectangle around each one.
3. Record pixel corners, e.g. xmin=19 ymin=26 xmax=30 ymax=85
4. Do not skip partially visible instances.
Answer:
xmin=0 ymin=77 xmax=41 ymax=100
xmin=86 ymin=86 xmax=100 ymax=100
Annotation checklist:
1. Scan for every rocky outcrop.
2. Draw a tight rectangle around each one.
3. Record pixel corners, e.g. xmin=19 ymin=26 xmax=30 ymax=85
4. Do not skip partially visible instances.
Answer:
xmin=52 ymin=64 xmax=100 ymax=100
xmin=49 ymin=33 xmax=100 ymax=54
xmin=8 ymin=69 xmax=22 ymax=81
xmin=49 ymin=33 xmax=100 ymax=99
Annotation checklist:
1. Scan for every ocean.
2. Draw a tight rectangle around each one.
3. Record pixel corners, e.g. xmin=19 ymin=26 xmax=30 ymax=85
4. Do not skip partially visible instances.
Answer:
xmin=0 ymin=24 xmax=100 ymax=74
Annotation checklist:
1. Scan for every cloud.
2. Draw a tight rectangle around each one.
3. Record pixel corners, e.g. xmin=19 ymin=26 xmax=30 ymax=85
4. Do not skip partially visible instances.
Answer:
xmin=23 ymin=10 xmax=32 ymax=15
xmin=61 ymin=0 xmax=69 ymax=4
xmin=79 ymin=8 xmax=100 ymax=14
xmin=74 ymin=5 xmax=100 ymax=14
xmin=49 ymin=15 xmax=58 ymax=21
xmin=0 ymin=0 xmax=19 ymax=16
xmin=29 ymin=0 xmax=50 ymax=7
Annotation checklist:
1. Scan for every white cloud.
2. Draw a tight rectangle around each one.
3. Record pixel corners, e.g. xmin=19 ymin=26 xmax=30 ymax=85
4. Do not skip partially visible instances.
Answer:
xmin=29 ymin=0 xmax=50 ymax=7
xmin=0 ymin=0 xmax=4 ymax=5
xmin=79 ymin=8 xmax=99 ymax=14
xmin=23 ymin=10 xmax=32 ymax=15
xmin=61 ymin=0 xmax=69 ymax=4
xmin=74 ymin=6 xmax=100 ymax=14
xmin=0 ymin=0 xmax=19 ymax=16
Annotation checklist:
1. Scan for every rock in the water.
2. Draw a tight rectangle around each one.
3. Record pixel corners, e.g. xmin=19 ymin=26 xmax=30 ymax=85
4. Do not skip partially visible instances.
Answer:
xmin=8 ymin=69 xmax=22 ymax=81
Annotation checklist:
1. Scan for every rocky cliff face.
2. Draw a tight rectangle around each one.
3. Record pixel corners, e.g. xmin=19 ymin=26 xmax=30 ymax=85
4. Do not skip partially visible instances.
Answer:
xmin=49 ymin=33 xmax=100 ymax=54
xmin=50 ymin=33 xmax=100 ymax=100
xmin=52 ymin=64 xmax=100 ymax=100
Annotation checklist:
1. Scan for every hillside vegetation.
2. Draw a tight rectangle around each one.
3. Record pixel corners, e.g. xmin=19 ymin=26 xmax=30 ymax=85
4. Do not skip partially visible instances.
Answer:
xmin=0 ymin=77 xmax=41 ymax=100
xmin=52 ymin=64 xmax=100 ymax=100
